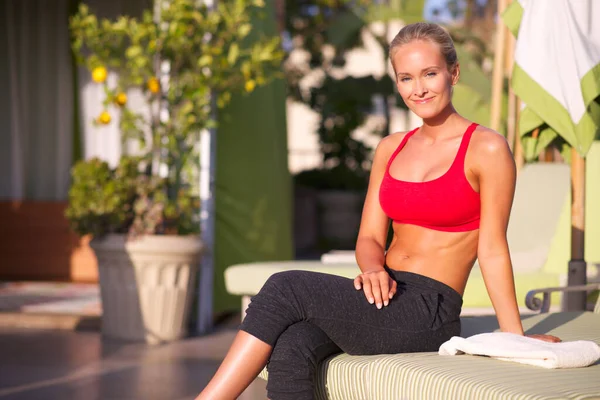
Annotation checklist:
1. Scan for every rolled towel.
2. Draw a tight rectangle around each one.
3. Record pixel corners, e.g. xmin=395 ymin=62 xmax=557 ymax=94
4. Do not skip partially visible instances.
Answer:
xmin=439 ymin=332 xmax=600 ymax=369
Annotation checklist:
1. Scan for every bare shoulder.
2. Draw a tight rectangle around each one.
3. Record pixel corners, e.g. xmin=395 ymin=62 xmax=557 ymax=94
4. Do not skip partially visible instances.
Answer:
xmin=374 ymin=131 xmax=408 ymax=161
xmin=468 ymin=125 xmax=515 ymax=181
xmin=470 ymin=125 xmax=513 ymax=162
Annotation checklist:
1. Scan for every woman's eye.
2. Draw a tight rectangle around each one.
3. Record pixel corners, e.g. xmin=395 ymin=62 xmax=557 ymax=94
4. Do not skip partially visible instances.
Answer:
xmin=400 ymin=77 xmax=411 ymax=82
xmin=426 ymin=72 xmax=437 ymax=77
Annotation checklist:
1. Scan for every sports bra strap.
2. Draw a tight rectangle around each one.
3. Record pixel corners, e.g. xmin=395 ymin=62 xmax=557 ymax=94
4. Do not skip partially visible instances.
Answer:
xmin=455 ymin=123 xmax=478 ymax=163
xmin=386 ymin=127 xmax=419 ymax=169
xmin=386 ymin=123 xmax=478 ymax=171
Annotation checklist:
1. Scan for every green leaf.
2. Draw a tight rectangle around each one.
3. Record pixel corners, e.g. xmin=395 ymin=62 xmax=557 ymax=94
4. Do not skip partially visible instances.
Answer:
xmin=198 ymin=54 xmax=213 ymax=67
xmin=241 ymin=61 xmax=252 ymax=78
xmin=113 ymin=16 xmax=128 ymax=31
xmin=521 ymin=126 xmax=558 ymax=161
xmin=125 ymin=45 xmax=142 ymax=59
xmin=326 ymin=10 xmax=365 ymax=48
xmin=238 ymin=23 xmax=251 ymax=38
xmin=228 ymin=43 xmax=239 ymax=65
xmin=559 ymin=140 xmax=572 ymax=163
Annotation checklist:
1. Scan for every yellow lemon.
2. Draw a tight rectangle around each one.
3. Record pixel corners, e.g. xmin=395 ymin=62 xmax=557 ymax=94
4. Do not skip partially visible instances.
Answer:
xmin=91 ymin=66 xmax=107 ymax=83
xmin=147 ymin=77 xmax=160 ymax=94
xmin=115 ymin=92 xmax=127 ymax=106
xmin=245 ymin=80 xmax=256 ymax=93
xmin=97 ymin=111 xmax=111 ymax=125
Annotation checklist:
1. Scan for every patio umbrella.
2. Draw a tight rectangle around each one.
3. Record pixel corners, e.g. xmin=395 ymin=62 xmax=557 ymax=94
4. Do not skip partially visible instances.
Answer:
xmin=503 ymin=0 xmax=600 ymax=310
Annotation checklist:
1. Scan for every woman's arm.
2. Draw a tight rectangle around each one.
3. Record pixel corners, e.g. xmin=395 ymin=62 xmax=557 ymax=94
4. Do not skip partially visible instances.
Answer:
xmin=355 ymin=137 xmax=393 ymax=272
xmin=354 ymin=134 xmax=401 ymax=309
xmin=471 ymin=129 xmax=523 ymax=334
xmin=473 ymin=130 xmax=560 ymax=342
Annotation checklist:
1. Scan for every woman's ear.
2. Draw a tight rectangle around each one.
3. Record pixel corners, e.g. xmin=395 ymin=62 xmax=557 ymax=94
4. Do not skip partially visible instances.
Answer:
xmin=451 ymin=63 xmax=460 ymax=86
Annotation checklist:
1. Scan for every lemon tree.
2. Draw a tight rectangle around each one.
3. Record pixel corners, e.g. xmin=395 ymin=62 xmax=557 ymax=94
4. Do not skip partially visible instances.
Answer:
xmin=68 ymin=0 xmax=283 ymax=236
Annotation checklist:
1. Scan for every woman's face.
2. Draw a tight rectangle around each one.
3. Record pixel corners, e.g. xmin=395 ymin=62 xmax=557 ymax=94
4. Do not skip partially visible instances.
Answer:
xmin=391 ymin=39 xmax=458 ymax=120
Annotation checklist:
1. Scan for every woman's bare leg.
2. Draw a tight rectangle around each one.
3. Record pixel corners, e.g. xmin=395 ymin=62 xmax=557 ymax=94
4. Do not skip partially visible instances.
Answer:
xmin=195 ymin=330 xmax=272 ymax=400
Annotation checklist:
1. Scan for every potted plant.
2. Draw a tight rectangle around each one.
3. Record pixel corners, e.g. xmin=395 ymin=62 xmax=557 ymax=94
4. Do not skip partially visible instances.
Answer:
xmin=66 ymin=0 xmax=283 ymax=343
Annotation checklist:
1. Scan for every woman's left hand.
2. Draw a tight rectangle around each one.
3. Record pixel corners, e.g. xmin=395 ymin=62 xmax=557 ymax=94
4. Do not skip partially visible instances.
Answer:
xmin=526 ymin=334 xmax=561 ymax=343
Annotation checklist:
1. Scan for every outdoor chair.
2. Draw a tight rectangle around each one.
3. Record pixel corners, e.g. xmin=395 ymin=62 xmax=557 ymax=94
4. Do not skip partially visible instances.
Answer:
xmin=246 ymin=282 xmax=600 ymax=400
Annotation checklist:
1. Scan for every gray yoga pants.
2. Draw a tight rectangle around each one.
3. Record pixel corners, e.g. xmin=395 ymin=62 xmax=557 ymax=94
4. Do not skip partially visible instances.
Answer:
xmin=240 ymin=267 xmax=463 ymax=400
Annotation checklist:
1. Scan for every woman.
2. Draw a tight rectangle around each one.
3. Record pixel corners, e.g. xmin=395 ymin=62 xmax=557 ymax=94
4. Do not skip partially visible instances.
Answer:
xmin=196 ymin=22 xmax=560 ymax=400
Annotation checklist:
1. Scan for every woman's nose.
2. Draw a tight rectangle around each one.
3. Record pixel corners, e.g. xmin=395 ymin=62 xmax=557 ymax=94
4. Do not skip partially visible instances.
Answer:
xmin=414 ymin=79 xmax=428 ymax=96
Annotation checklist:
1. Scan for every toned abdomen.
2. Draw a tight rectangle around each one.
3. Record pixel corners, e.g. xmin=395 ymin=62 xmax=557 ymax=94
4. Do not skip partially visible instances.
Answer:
xmin=386 ymin=223 xmax=478 ymax=295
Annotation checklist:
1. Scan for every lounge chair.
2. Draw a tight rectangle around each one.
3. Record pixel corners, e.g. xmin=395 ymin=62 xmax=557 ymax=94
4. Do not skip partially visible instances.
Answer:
xmin=464 ymin=161 xmax=571 ymax=310
xmin=248 ymin=283 xmax=600 ymax=400
xmin=468 ymin=142 xmax=600 ymax=309
xmin=226 ymin=263 xmax=600 ymax=399
xmin=226 ymin=254 xmax=600 ymax=398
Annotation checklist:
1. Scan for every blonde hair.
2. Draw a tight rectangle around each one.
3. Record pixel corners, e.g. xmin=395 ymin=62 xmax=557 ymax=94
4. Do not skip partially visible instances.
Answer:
xmin=389 ymin=22 xmax=458 ymax=72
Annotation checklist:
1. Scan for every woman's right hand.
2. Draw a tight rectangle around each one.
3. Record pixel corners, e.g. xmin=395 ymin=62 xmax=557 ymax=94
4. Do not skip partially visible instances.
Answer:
xmin=354 ymin=269 xmax=397 ymax=309
xmin=527 ymin=334 xmax=562 ymax=343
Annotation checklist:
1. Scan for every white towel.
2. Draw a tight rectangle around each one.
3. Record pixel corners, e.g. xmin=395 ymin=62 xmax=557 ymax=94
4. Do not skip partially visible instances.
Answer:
xmin=439 ymin=332 xmax=600 ymax=369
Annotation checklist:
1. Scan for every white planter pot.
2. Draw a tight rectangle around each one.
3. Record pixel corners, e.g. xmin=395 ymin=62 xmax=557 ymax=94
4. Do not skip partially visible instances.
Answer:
xmin=91 ymin=234 xmax=203 ymax=344
xmin=317 ymin=190 xmax=364 ymax=249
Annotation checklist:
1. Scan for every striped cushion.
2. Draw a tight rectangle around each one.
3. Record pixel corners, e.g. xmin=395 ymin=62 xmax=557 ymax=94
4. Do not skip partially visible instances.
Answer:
xmin=371 ymin=351 xmax=600 ymax=400
xmin=259 ymin=353 xmax=376 ymax=400
xmin=260 ymin=312 xmax=600 ymax=399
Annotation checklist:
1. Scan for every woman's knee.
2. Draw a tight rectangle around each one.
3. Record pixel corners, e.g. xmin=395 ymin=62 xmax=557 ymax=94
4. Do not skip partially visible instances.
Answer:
xmin=269 ymin=322 xmax=338 ymax=370
xmin=259 ymin=270 xmax=311 ymax=298
xmin=242 ymin=272 xmax=313 ymax=342
xmin=265 ymin=270 xmax=306 ymax=287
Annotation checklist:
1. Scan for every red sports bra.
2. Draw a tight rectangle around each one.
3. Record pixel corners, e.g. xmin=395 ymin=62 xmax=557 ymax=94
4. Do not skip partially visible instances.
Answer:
xmin=379 ymin=123 xmax=480 ymax=232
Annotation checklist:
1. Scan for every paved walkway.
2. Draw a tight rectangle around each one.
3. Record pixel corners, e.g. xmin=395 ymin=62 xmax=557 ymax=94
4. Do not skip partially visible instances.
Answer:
xmin=0 ymin=282 xmax=268 ymax=399
xmin=0 ymin=281 xmax=101 ymax=330
xmin=0 ymin=321 xmax=268 ymax=400
xmin=0 ymin=282 xmax=100 ymax=315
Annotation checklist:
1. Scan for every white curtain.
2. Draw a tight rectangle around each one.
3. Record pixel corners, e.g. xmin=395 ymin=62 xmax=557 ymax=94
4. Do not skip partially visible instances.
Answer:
xmin=0 ymin=0 xmax=152 ymax=200
xmin=1 ymin=0 xmax=73 ymax=201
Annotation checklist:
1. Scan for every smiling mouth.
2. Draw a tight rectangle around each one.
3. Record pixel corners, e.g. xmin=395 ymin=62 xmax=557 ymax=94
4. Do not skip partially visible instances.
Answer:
xmin=413 ymin=97 xmax=435 ymax=104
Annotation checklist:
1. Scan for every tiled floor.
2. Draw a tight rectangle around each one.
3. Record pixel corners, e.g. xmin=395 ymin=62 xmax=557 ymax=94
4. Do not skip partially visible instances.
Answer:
xmin=0 ymin=323 xmax=268 ymax=400
xmin=0 ymin=282 xmax=101 ymax=315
